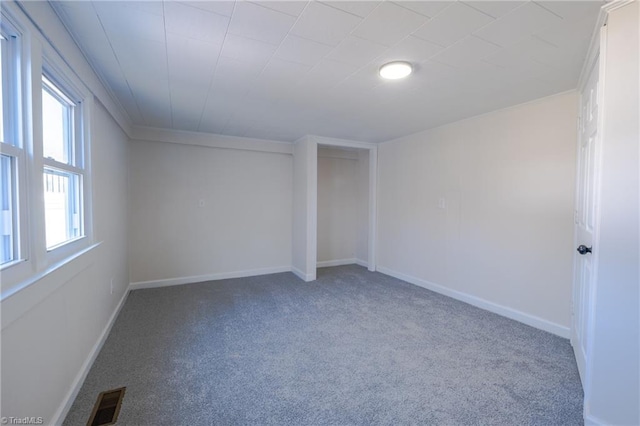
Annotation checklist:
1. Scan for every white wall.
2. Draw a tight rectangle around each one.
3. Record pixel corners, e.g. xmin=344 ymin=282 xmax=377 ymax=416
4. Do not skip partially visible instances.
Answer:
xmin=0 ymin=2 xmax=131 ymax=424
xmin=1 ymin=101 xmax=130 ymax=424
xmin=129 ymin=138 xmax=293 ymax=285
xmin=586 ymin=3 xmax=639 ymax=424
xmin=316 ymin=147 xmax=370 ymax=266
xmin=292 ymin=137 xmax=317 ymax=281
xmin=377 ymin=91 xmax=578 ymax=336
xmin=317 ymin=147 xmax=359 ymax=265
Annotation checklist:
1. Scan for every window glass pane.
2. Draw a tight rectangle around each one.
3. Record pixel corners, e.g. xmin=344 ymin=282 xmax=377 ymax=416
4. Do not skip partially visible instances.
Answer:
xmin=0 ymin=154 xmax=15 ymax=264
xmin=0 ymin=36 xmax=5 ymax=143
xmin=44 ymin=167 xmax=81 ymax=249
xmin=1 ymin=31 xmax=19 ymax=149
xmin=42 ymin=79 xmax=73 ymax=164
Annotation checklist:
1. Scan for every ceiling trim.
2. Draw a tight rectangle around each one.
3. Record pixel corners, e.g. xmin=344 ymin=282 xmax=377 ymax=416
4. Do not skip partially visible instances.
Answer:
xmin=577 ymin=0 xmax=633 ymax=90
xmin=601 ymin=0 xmax=636 ymax=13
xmin=48 ymin=0 xmax=138 ymax=136
xmin=310 ymin=135 xmax=377 ymax=150
xmin=130 ymin=125 xmax=294 ymax=155
xmin=16 ymin=0 xmax=133 ymax=136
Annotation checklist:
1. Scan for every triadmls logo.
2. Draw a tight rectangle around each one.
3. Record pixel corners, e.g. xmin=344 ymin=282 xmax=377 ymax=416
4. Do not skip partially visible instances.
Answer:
xmin=1 ymin=417 xmax=44 ymax=425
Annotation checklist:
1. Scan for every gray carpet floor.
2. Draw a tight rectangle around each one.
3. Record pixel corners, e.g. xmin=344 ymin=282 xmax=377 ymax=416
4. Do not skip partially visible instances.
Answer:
xmin=64 ymin=265 xmax=583 ymax=425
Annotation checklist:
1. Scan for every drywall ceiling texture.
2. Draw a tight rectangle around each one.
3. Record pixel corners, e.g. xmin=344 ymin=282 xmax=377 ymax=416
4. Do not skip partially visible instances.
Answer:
xmin=52 ymin=1 xmax=603 ymax=142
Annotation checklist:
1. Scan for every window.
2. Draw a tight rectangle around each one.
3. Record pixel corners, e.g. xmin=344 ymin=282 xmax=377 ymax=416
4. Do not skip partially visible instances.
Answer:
xmin=42 ymin=75 xmax=84 ymax=250
xmin=1 ymin=4 xmax=93 ymax=294
xmin=0 ymin=23 xmax=23 ymax=268
xmin=0 ymin=154 xmax=16 ymax=264
xmin=1 ymin=35 xmax=4 ymax=140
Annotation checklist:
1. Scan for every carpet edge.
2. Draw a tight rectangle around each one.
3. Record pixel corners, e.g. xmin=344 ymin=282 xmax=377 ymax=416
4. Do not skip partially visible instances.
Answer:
xmin=377 ymin=265 xmax=571 ymax=338
xmin=52 ymin=287 xmax=130 ymax=426
xmin=129 ymin=266 xmax=293 ymax=290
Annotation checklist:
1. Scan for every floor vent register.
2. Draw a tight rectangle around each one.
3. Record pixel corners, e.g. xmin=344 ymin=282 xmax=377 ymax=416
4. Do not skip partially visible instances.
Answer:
xmin=87 ymin=387 xmax=126 ymax=426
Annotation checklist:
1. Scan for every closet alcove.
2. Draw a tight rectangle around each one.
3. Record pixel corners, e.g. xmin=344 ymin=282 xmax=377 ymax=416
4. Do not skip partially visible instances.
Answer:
xmin=292 ymin=136 xmax=377 ymax=281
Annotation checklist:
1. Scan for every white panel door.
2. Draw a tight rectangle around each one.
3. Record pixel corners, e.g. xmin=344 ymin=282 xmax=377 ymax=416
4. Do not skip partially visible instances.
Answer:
xmin=572 ymin=57 xmax=600 ymax=385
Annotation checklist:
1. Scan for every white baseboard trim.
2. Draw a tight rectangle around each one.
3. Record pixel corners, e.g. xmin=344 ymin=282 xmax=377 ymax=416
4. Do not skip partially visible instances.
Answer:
xmin=129 ymin=266 xmax=291 ymax=290
xmin=317 ymin=258 xmax=357 ymax=268
xmin=377 ymin=266 xmax=570 ymax=338
xmin=51 ymin=287 xmax=129 ymax=425
xmin=584 ymin=412 xmax=606 ymax=426
xmin=355 ymin=259 xmax=369 ymax=268
xmin=291 ymin=266 xmax=315 ymax=282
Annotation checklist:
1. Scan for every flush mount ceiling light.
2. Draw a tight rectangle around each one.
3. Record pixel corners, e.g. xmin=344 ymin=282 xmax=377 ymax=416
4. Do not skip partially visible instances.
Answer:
xmin=379 ymin=61 xmax=413 ymax=80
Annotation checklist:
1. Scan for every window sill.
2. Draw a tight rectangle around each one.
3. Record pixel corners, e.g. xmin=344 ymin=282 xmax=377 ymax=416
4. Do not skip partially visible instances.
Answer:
xmin=1 ymin=241 xmax=102 ymax=330
xmin=46 ymin=235 xmax=87 ymax=253
xmin=0 ymin=258 xmax=26 ymax=271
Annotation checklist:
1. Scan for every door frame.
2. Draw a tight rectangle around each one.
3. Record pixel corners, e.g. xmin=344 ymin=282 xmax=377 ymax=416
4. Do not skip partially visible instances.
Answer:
xmin=572 ymin=2 xmax=636 ymax=422
xmin=572 ymin=40 xmax=604 ymax=392
xmin=571 ymin=0 xmax=634 ymax=413
xmin=310 ymin=135 xmax=378 ymax=273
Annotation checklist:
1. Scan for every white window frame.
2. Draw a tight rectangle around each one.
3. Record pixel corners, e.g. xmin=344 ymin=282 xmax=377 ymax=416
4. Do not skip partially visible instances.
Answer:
xmin=0 ymin=5 xmax=94 ymax=298
xmin=0 ymin=10 xmax=30 ymax=285
xmin=41 ymin=72 xmax=84 ymax=248
xmin=39 ymin=48 xmax=93 ymax=267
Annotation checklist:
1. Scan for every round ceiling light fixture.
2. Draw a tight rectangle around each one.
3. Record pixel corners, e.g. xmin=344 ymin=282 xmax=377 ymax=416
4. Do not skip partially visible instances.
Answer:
xmin=379 ymin=61 xmax=413 ymax=80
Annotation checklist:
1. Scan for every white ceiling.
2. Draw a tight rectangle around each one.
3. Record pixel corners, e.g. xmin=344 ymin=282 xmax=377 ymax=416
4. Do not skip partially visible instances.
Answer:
xmin=52 ymin=0 xmax=603 ymax=143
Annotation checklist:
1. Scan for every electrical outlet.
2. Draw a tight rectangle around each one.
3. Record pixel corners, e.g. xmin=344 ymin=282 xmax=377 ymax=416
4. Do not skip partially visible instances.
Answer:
xmin=438 ymin=198 xmax=447 ymax=209
xmin=110 ymin=278 xmax=114 ymax=295
xmin=198 ymin=199 xmax=205 ymax=208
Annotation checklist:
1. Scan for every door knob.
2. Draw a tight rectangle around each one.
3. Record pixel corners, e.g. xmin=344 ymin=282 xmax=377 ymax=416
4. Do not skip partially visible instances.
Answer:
xmin=577 ymin=245 xmax=592 ymax=255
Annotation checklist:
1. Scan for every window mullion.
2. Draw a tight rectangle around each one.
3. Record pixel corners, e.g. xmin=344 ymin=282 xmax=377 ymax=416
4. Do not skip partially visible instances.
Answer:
xmin=0 ymin=141 xmax=22 ymax=157
xmin=42 ymin=157 xmax=83 ymax=174
xmin=29 ymin=39 xmax=47 ymax=271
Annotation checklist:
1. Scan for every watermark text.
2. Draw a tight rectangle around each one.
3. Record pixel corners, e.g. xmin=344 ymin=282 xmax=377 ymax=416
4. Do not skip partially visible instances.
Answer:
xmin=1 ymin=417 xmax=44 ymax=425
